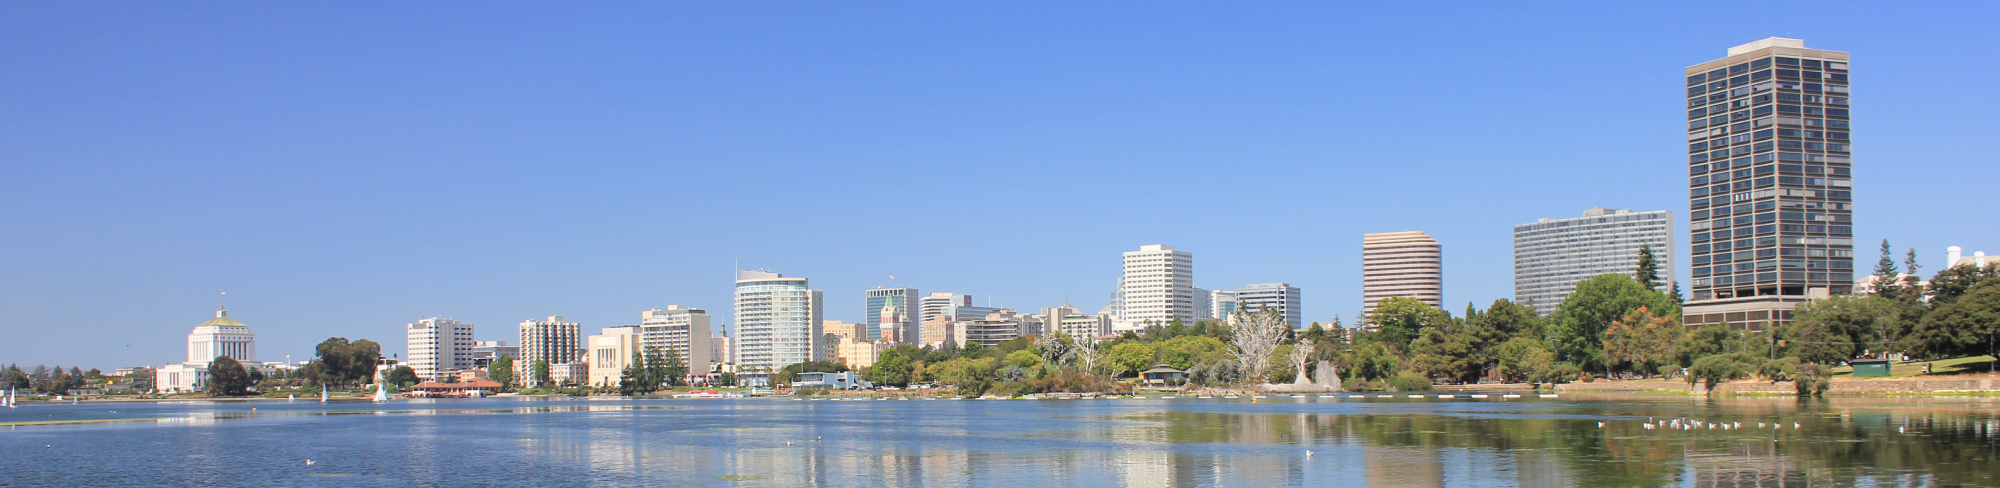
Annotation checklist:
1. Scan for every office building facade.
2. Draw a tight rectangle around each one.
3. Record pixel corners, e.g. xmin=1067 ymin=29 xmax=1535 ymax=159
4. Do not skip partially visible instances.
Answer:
xmin=1513 ymin=208 xmax=1676 ymax=316
xmin=585 ymin=325 xmax=643 ymax=388
xmin=1235 ymin=283 xmax=1303 ymax=327
xmin=1683 ymin=38 xmax=1855 ymax=330
xmin=406 ymin=317 xmax=475 ymax=381
xmin=1362 ymin=231 xmax=1444 ymax=320
xmin=1117 ymin=244 xmax=1196 ymax=330
xmin=733 ymin=270 xmax=823 ymax=373
xmin=1210 ymin=290 xmax=1239 ymax=321
xmin=920 ymin=292 xmax=971 ymax=325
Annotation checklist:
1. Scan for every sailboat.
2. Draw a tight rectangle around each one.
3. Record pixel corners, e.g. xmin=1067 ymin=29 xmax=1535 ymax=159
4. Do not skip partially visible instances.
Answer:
xmin=372 ymin=383 xmax=388 ymax=403
xmin=5 ymin=388 xmax=14 ymax=408
xmin=319 ymin=384 xmax=328 ymax=404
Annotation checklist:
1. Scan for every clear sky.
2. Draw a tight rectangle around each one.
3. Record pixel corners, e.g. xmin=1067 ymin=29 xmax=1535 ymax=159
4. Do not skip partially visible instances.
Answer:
xmin=4 ymin=2 xmax=1996 ymax=370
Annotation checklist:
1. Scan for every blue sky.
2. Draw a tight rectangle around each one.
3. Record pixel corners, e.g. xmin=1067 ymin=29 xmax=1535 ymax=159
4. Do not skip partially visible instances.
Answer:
xmin=4 ymin=2 xmax=1996 ymax=369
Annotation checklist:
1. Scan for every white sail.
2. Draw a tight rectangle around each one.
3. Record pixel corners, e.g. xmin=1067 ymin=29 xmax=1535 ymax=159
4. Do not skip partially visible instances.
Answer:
xmin=320 ymin=384 xmax=328 ymax=403
xmin=373 ymin=383 xmax=388 ymax=403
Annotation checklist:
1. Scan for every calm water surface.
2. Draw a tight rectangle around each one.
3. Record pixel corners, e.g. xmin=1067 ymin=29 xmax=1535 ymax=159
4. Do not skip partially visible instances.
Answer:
xmin=2 ymin=393 xmax=1996 ymax=487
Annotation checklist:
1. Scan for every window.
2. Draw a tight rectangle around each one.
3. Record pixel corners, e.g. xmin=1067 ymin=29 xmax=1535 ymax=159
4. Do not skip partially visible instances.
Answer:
xmin=1778 ymin=105 xmax=1801 ymax=113
xmin=1777 ymin=57 xmax=1800 ymax=66
xmin=1690 ymin=164 xmax=1708 ymax=174
xmin=1825 ymin=62 xmax=1847 ymax=71
xmin=1778 ymin=164 xmax=1802 ymax=173
xmin=1777 ymin=69 xmax=1800 ymax=78
xmin=1688 ymin=73 xmax=1706 ymax=85
xmin=1801 ymin=59 xmax=1822 ymax=69
xmin=1752 ymin=58 xmax=1772 ymax=69
xmin=1777 ymin=93 xmax=1801 ymax=102
xmin=1752 ymin=70 xmax=1771 ymax=81
xmin=1730 ymin=63 xmax=1749 ymax=74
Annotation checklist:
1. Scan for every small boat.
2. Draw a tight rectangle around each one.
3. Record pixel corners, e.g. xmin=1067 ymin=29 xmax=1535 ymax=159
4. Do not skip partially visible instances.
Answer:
xmin=288 ymin=394 xmax=295 ymax=402
xmin=320 ymin=384 xmax=329 ymax=404
xmin=372 ymin=383 xmax=389 ymax=403
xmin=4 ymin=388 xmax=14 ymax=408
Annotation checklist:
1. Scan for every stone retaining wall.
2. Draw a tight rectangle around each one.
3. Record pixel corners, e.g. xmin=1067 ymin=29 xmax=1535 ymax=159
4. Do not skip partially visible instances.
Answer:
xmin=1557 ymin=377 xmax=2000 ymax=395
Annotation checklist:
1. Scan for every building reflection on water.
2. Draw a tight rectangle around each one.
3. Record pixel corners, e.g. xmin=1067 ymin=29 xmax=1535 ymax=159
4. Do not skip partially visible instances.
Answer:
xmin=387 ymin=396 xmax=1997 ymax=487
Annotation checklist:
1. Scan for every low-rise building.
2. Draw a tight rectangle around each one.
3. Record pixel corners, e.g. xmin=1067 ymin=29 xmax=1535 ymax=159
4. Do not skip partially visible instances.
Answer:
xmin=585 ymin=326 xmax=644 ymax=388
xmin=797 ymin=371 xmax=871 ymax=390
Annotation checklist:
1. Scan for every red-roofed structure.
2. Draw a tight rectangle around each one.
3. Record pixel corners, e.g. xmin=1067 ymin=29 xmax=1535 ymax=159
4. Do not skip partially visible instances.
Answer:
xmin=409 ymin=379 xmax=504 ymax=398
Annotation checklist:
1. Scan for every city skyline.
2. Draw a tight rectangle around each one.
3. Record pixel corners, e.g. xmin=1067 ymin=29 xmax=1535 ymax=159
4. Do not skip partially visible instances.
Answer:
xmin=5 ymin=3 xmax=1998 ymax=368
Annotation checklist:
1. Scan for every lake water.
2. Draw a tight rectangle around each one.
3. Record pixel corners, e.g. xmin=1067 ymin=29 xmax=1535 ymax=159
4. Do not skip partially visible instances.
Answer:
xmin=2 ymin=393 xmax=1996 ymax=487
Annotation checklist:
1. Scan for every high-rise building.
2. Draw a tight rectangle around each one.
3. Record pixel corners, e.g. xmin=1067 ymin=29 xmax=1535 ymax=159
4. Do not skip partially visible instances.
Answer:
xmin=584 ymin=325 xmax=643 ymax=388
xmin=640 ymin=305 xmax=712 ymax=375
xmin=518 ymin=316 xmax=582 ymax=383
xmin=1362 ymin=231 xmax=1443 ymax=320
xmin=1190 ymin=287 xmax=1213 ymax=321
xmin=865 ymin=287 xmax=920 ymax=344
xmin=920 ymin=292 xmax=972 ymax=325
xmin=405 ymin=317 xmax=475 ymax=381
xmin=1117 ymin=244 xmax=1196 ymax=330
xmin=733 ymin=270 xmax=823 ymax=373
xmin=1683 ymin=38 xmax=1855 ymax=330
xmin=1235 ymin=283 xmax=1303 ymax=328
xmin=1210 ymin=290 xmax=1239 ymax=321
xmin=1513 ymin=208 xmax=1677 ymax=316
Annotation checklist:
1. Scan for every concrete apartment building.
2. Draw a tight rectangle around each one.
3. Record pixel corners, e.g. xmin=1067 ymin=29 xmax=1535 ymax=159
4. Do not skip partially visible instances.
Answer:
xmin=1362 ymin=231 xmax=1444 ymax=320
xmin=405 ymin=317 xmax=475 ymax=381
xmin=584 ymin=325 xmax=643 ymax=388
xmin=733 ymin=270 xmax=824 ymax=373
xmin=865 ymin=287 xmax=920 ymax=344
xmin=640 ymin=305 xmax=712 ymax=375
xmin=1683 ymin=38 xmax=1856 ymax=330
xmin=1233 ymin=283 xmax=1302 ymax=327
xmin=1513 ymin=208 xmax=1676 ymax=316
xmin=709 ymin=331 xmax=732 ymax=367
xmin=1042 ymin=303 xmax=1111 ymax=339
xmin=518 ymin=316 xmax=583 ymax=386
xmin=1117 ymin=244 xmax=1196 ymax=331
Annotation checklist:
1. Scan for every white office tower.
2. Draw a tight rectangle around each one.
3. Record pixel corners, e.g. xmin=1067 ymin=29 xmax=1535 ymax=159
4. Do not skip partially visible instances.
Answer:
xmin=920 ymin=292 xmax=972 ymax=324
xmin=585 ymin=326 xmax=643 ymax=388
xmin=1361 ymin=231 xmax=1444 ymax=320
xmin=406 ymin=317 xmax=475 ymax=381
xmin=733 ymin=270 xmax=824 ymax=373
xmin=155 ymin=306 xmax=261 ymax=393
xmin=1513 ymin=208 xmax=1676 ymax=316
xmin=518 ymin=316 xmax=582 ymax=381
xmin=641 ymin=305 xmax=713 ymax=375
xmin=1210 ymin=290 xmax=1239 ymax=322
xmin=866 ymin=287 xmax=920 ymax=344
xmin=1235 ymin=283 xmax=1303 ymax=327
xmin=1116 ymin=244 xmax=1196 ymax=331
xmin=710 ymin=331 xmax=733 ymax=366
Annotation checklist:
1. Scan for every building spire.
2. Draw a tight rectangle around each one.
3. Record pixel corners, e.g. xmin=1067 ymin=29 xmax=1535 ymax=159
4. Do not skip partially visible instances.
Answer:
xmin=218 ymin=291 xmax=228 ymax=318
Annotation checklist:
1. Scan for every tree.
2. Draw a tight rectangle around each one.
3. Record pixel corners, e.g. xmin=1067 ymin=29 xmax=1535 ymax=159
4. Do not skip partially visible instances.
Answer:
xmin=1676 ymin=324 xmax=1739 ymax=368
xmin=1670 ymin=281 xmax=1685 ymax=305
xmin=1287 ymin=341 xmax=1316 ymax=384
xmin=1228 ymin=308 xmax=1289 ymax=383
xmin=532 ymin=359 xmax=552 ymax=389
xmin=1342 ymin=340 xmax=1399 ymax=382
xmin=870 ymin=349 xmax=915 ymax=387
xmin=1790 ymin=295 xmax=1897 ymax=363
xmin=384 ymin=366 xmax=419 ymax=388
xmin=489 ymin=354 xmax=515 ymax=389
xmin=1687 ymin=353 xmax=1759 ymax=393
xmin=311 ymin=337 xmax=383 ymax=386
xmin=1548 ymin=274 xmax=1679 ymax=375
xmin=1107 ymin=343 xmax=1155 ymax=376
xmin=205 ymin=356 xmax=252 ymax=397
xmin=1871 ymin=239 xmax=1901 ymax=297
xmin=1909 ymin=280 xmax=2000 ymax=359
xmin=1410 ymin=321 xmax=1480 ymax=383
xmin=48 ymin=374 xmax=74 ymax=396
xmin=1366 ymin=297 xmax=1452 ymax=354
xmin=1634 ymin=245 xmax=1662 ymax=290
xmin=1491 ymin=337 xmax=1552 ymax=382
xmin=1002 ymin=349 xmax=1042 ymax=370
xmin=1602 ymin=306 xmax=1683 ymax=377
xmin=646 ymin=346 xmax=685 ymax=389
xmin=1927 ymin=263 xmax=2000 ymax=309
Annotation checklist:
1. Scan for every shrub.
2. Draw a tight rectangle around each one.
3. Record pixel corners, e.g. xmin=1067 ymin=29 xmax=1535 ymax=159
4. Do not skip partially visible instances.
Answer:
xmin=1342 ymin=377 xmax=1370 ymax=392
xmin=988 ymin=382 xmax=1029 ymax=398
xmin=1387 ymin=372 xmax=1433 ymax=391
xmin=1793 ymin=363 xmax=1831 ymax=396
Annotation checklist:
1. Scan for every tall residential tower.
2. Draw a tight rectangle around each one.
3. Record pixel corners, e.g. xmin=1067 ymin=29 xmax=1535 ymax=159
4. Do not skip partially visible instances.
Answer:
xmin=1513 ymin=208 xmax=1675 ymax=316
xmin=406 ymin=317 xmax=475 ymax=381
xmin=1361 ymin=231 xmax=1443 ymax=320
xmin=1683 ymin=38 xmax=1855 ymax=330
xmin=733 ymin=270 xmax=824 ymax=373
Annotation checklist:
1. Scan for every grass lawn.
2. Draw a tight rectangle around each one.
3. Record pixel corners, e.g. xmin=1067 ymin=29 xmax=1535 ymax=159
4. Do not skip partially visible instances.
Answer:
xmin=1830 ymin=355 xmax=1996 ymax=378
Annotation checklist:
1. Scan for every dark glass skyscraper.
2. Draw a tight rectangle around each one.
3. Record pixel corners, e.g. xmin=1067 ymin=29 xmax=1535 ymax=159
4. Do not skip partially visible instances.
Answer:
xmin=1682 ymin=38 xmax=1855 ymax=330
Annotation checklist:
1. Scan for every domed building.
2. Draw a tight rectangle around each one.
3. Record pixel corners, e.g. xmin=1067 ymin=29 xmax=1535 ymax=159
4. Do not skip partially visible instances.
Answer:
xmin=155 ymin=306 xmax=264 ymax=393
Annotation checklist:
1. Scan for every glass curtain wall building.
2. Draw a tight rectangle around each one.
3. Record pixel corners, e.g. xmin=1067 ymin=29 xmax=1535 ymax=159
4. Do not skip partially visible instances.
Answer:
xmin=1683 ymin=38 xmax=1855 ymax=330
xmin=1513 ymin=208 xmax=1674 ymax=316
xmin=733 ymin=270 xmax=824 ymax=373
